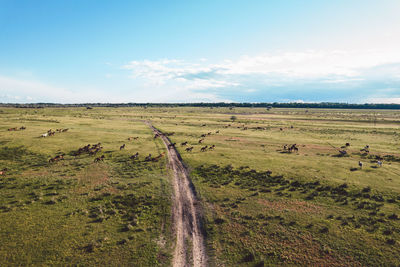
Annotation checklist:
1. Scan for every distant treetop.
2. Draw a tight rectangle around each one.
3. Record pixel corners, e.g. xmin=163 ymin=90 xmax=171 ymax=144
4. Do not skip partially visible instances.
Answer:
xmin=1 ymin=102 xmax=400 ymax=110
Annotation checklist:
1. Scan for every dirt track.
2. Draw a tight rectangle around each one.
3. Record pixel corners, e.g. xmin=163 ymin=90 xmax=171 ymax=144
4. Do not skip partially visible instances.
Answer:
xmin=146 ymin=122 xmax=207 ymax=267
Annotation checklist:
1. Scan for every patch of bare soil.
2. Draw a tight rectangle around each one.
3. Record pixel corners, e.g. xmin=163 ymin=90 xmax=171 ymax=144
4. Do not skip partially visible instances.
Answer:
xmin=146 ymin=121 xmax=207 ymax=267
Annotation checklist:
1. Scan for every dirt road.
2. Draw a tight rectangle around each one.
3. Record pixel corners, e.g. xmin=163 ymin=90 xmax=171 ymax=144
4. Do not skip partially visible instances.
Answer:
xmin=146 ymin=122 xmax=207 ymax=267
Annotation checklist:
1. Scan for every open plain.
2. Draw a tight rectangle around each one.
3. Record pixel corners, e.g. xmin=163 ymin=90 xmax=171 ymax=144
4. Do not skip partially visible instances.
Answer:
xmin=1 ymin=106 xmax=400 ymax=266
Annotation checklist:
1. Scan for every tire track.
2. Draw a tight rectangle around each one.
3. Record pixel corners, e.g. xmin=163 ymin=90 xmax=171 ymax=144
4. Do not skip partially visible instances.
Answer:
xmin=146 ymin=121 xmax=207 ymax=267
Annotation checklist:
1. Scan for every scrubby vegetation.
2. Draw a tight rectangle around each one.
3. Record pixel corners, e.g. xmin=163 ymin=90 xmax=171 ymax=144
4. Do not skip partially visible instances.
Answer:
xmin=1 ymin=106 xmax=399 ymax=266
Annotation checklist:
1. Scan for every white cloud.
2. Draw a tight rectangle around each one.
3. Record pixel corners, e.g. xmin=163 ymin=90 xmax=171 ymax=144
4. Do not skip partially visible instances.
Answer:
xmin=2 ymin=48 xmax=400 ymax=103
xmin=120 ymin=49 xmax=400 ymax=103
xmin=123 ymin=49 xmax=400 ymax=89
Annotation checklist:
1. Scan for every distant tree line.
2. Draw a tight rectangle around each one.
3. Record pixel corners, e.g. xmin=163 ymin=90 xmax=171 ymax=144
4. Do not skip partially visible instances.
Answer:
xmin=0 ymin=102 xmax=399 ymax=109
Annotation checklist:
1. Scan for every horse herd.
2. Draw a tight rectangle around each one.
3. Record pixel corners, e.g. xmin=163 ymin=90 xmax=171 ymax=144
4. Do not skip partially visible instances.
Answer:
xmin=8 ymin=126 xmax=26 ymax=131
xmin=154 ymin=129 xmax=219 ymax=153
xmin=282 ymin=144 xmax=299 ymax=153
xmin=339 ymin=143 xmax=383 ymax=169
xmin=7 ymin=122 xmax=385 ymax=172
xmin=47 ymin=135 xmax=168 ymax=164
xmin=40 ymin=128 xmax=69 ymax=138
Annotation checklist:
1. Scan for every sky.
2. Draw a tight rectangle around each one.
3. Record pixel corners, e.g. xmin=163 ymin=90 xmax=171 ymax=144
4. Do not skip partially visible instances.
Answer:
xmin=1 ymin=0 xmax=400 ymax=103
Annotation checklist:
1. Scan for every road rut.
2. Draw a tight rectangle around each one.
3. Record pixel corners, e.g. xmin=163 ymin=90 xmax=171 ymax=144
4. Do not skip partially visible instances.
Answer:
xmin=146 ymin=121 xmax=207 ymax=267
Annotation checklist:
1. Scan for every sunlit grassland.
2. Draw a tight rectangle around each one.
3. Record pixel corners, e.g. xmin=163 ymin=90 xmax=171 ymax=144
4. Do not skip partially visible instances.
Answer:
xmin=0 ymin=107 xmax=172 ymax=266
xmin=1 ymin=106 xmax=399 ymax=266
xmin=150 ymin=107 xmax=400 ymax=266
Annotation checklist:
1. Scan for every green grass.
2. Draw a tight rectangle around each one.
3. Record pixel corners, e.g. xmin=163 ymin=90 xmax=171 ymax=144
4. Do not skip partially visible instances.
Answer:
xmin=149 ymin=106 xmax=400 ymax=266
xmin=1 ymin=106 xmax=399 ymax=266
xmin=0 ymin=108 xmax=172 ymax=266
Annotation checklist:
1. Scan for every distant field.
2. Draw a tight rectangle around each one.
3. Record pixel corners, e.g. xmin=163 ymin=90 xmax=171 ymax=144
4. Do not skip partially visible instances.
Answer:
xmin=1 ymin=106 xmax=399 ymax=266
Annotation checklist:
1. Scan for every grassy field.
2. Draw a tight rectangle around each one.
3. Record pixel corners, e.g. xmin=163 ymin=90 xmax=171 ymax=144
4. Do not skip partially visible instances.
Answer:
xmin=1 ymin=106 xmax=400 ymax=266
xmin=0 ymin=107 xmax=172 ymax=266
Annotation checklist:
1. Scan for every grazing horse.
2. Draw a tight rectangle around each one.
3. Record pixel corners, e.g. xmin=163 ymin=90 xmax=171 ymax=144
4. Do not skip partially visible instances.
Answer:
xmin=200 ymin=134 xmax=206 ymax=138
xmin=145 ymin=154 xmax=152 ymax=161
xmin=181 ymin=141 xmax=188 ymax=146
xmin=198 ymin=139 xmax=204 ymax=144
xmin=94 ymin=155 xmax=105 ymax=162
xmin=209 ymin=144 xmax=215 ymax=150
xmin=288 ymin=144 xmax=298 ymax=153
xmin=168 ymin=143 xmax=176 ymax=148
xmin=358 ymin=161 xmax=363 ymax=169
xmin=152 ymin=152 xmax=165 ymax=162
xmin=130 ymin=152 xmax=139 ymax=160
xmin=200 ymin=146 xmax=208 ymax=152
xmin=47 ymin=129 xmax=55 ymax=136
xmin=185 ymin=147 xmax=193 ymax=152
xmin=120 ymin=144 xmax=126 ymax=150
xmin=49 ymin=154 xmax=64 ymax=163
xmin=0 ymin=168 xmax=8 ymax=175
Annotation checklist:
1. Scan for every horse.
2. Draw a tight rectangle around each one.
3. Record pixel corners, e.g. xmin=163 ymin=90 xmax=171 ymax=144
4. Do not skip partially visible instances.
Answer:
xmin=145 ymin=154 xmax=152 ymax=161
xmin=94 ymin=155 xmax=105 ymax=162
xmin=358 ymin=161 xmax=363 ymax=169
xmin=130 ymin=152 xmax=139 ymax=160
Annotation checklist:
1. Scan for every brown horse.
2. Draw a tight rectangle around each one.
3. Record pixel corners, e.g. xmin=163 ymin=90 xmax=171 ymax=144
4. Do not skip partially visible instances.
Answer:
xmin=49 ymin=154 xmax=64 ymax=163
xmin=152 ymin=152 xmax=165 ymax=162
xmin=130 ymin=152 xmax=139 ymax=160
xmin=145 ymin=154 xmax=152 ymax=161
xmin=94 ymin=155 xmax=105 ymax=162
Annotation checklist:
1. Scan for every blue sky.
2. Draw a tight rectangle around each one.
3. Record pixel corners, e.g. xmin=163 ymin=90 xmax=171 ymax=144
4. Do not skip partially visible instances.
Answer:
xmin=1 ymin=0 xmax=400 ymax=103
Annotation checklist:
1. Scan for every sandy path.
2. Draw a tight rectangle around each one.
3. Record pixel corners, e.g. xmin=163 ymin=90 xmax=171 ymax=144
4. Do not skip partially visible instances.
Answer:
xmin=146 ymin=121 xmax=207 ymax=267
